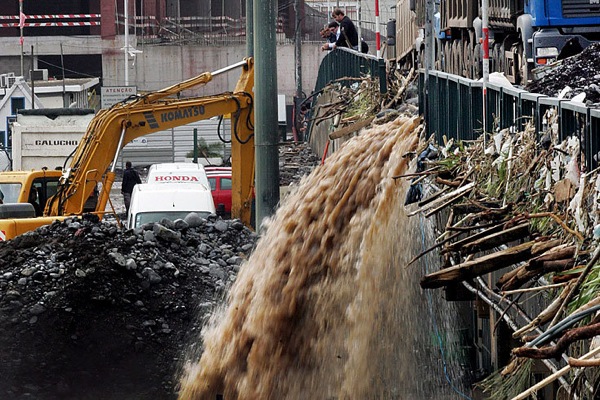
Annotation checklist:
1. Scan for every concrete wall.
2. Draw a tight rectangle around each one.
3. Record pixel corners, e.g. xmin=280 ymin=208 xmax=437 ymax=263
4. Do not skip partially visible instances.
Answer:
xmin=0 ymin=35 xmax=325 ymax=104
xmin=101 ymin=42 xmax=326 ymax=103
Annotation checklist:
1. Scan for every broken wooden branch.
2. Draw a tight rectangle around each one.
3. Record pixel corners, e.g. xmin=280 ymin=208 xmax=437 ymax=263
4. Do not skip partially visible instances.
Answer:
xmin=512 ymin=281 xmax=575 ymax=338
xmin=525 ymin=212 xmax=584 ymax=242
xmin=567 ymin=357 xmax=600 ymax=367
xmin=435 ymin=177 xmax=463 ymax=187
xmin=442 ymin=221 xmax=506 ymax=254
xmin=511 ymin=345 xmax=600 ymax=400
xmin=451 ymin=201 xmax=503 ymax=215
xmin=461 ymin=223 xmax=530 ymax=255
xmin=501 ymin=282 xmax=567 ymax=296
xmin=513 ymin=322 xmax=600 ymax=359
xmin=392 ymin=168 xmax=437 ymax=180
xmin=421 ymin=240 xmax=537 ymax=289
xmin=500 ymin=258 xmax=574 ymax=291
xmin=526 ymin=245 xmax=576 ymax=271
xmin=329 ymin=116 xmax=375 ymax=140
xmin=417 ymin=186 xmax=450 ymax=208
xmin=493 ymin=239 xmax=564 ymax=289
xmin=547 ymin=245 xmax=600 ymax=329
xmin=382 ymin=67 xmax=415 ymax=109
xmin=405 ymin=230 xmax=463 ymax=268
xmin=407 ymin=182 xmax=475 ymax=217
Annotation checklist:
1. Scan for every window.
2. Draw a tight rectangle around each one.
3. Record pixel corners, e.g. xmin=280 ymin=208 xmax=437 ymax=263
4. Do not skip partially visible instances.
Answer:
xmin=221 ymin=178 xmax=232 ymax=190
xmin=6 ymin=116 xmax=16 ymax=149
xmin=0 ymin=183 xmax=22 ymax=203
xmin=345 ymin=6 xmax=357 ymax=21
xmin=208 ymin=177 xmax=217 ymax=191
xmin=11 ymin=98 xmax=25 ymax=115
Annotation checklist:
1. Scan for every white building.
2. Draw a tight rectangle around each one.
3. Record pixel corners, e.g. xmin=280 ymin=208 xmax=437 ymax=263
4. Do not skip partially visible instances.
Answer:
xmin=0 ymin=74 xmax=99 ymax=171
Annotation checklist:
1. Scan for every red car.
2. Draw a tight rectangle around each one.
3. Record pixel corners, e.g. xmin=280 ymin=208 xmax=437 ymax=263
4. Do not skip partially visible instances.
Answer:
xmin=205 ymin=167 xmax=232 ymax=217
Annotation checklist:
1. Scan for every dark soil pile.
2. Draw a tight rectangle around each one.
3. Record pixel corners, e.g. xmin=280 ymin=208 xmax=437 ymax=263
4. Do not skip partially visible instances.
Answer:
xmin=527 ymin=43 xmax=600 ymax=104
xmin=0 ymin=214 xmax=257 ymax=399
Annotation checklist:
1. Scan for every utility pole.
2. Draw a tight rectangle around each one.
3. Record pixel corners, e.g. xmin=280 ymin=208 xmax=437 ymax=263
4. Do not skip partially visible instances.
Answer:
xmin=424 ymin=0 xmax=434 ymax=132
xmin=253 ymin=0 xmax=280 ymax=227
xmin=294 ymin=0 xmax=302 ymax=142
xmin=19 ymin=0 xmax=24 ymax=77
xmin=60 ymin=43 xmax=66 ymax=107
xmin=482 ymin=0 xmax=489 ymax=146
xmin=375 ymin=0 xmax=380 ymax=57
xmin=124 ymin=0 xmax=129 ymax=85
xmin=30 ymin=46 xmax=34 ymax=109
xmin=246 ymin=0 xmax=253 ymax=56
xmin=357 ymin=0 xmax=361 ymax=52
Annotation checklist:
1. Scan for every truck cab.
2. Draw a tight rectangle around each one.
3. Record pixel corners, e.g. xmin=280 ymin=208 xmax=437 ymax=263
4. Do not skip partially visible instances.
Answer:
xmin=127 ymin=182 xmax=216 ymax=229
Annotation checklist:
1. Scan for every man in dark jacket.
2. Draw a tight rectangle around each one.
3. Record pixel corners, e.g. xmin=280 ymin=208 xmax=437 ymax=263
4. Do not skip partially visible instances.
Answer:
xmin=122 ymin=161 xmax=141 ymax=215
xmin=332 ymin=8 xmax=358 ymax=50
xmin=321 ymin=21 xmax=341 ymax=51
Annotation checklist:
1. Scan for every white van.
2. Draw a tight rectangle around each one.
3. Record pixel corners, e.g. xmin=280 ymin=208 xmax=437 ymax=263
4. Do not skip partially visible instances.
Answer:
xmin=146 ymin=163 xmax=210 ymax=190
xmin=127 ymin=182 xmax=216 ymax=229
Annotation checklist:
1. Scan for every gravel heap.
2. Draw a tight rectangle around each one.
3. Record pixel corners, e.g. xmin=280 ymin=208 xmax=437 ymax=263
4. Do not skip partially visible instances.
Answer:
xmin=527 ymin=42 xmax=600 ymax=104
xmin=279 ymin=141 xmax=320 ymax=186
xmin=0 ymin=213 xmax=257 ymax=400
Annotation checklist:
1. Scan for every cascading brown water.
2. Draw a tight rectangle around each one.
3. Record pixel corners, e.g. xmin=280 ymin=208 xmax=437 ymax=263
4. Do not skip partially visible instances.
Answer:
xmin=179 ymin=116 xmax=469 ymax=399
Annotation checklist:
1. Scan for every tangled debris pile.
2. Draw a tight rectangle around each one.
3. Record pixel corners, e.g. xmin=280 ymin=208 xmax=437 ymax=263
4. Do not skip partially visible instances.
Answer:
xmin=405 ymin=116 xmax=600 ymax=398
xmin=527 ymin=43 xmax=600 ymax=104
xmin=0 ymin=214 xmax=257 ymax=399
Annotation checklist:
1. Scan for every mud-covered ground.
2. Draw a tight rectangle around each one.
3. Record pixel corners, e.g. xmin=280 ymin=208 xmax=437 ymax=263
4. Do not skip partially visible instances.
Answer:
xmin=0 ymin=141 xmax=318 ymax=399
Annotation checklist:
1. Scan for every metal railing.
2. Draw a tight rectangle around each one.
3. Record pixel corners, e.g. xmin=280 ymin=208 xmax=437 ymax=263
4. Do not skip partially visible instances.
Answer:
xmin=420 ymin=70 xmax=600 ymax=171
xmin=303 ymin=48 xmax=387 ymax=144
xmin=314 ymin=47 xmax=387 ymax=95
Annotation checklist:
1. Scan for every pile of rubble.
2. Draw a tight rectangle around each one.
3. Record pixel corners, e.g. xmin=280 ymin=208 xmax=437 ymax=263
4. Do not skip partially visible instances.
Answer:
xmin=527 ymin=42 xmax=600 ymax=104
xmin=0 ymin=214 xmax=257 ymax=399
xmin=409 ymin=116 xmax=600 ymax=398
xmin=278 ymin=141 xmax=320 ymax=186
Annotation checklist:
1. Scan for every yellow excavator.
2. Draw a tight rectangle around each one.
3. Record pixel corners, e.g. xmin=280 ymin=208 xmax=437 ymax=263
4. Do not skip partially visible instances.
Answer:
xmin=0 ymin=58 xmax=255 ymax=241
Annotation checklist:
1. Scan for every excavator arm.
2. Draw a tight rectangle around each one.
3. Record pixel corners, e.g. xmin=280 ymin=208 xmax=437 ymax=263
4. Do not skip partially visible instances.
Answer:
xmin=47 ymin=58 xmax=255 ymax=226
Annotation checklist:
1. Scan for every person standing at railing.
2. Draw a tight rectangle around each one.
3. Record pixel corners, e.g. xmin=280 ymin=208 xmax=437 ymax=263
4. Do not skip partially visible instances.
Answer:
xmin=331 ymin=8 xmax=358 ymax=51
xmin=321 ymin=22 xmax=341 ymax=51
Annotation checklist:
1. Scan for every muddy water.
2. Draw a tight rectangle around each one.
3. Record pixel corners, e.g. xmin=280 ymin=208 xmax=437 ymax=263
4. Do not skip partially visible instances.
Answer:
xmin=179 ymin=116 xmax=470 ymax=399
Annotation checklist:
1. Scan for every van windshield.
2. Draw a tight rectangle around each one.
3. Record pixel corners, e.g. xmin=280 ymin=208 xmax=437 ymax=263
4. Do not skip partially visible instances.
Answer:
xmin=0 ymin=183 xmax=23 ymax=203
xmin=134 ymin=211 xmax=212 ymax=228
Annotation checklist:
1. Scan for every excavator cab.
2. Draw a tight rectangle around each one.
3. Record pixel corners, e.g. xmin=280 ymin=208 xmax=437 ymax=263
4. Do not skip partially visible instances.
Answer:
xmin=0 ymin=171 xmax=61 ymax=214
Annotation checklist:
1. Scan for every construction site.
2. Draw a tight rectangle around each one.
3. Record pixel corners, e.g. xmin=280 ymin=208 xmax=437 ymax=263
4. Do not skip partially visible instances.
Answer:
xmin=2 ymin=1 xmax=600 ymax=399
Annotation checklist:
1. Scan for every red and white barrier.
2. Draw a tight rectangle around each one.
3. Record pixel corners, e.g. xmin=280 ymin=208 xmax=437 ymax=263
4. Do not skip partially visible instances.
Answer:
xmin=0 ymin=14 xmax=100 ymax=20
xmin=0 ymin=22 xmax=100 ymax=27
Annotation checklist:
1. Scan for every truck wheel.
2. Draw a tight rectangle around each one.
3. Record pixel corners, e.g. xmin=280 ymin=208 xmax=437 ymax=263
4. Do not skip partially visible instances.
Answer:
xmin=473 ymin=43 xmax=481 ymax=79
xmin=516 ymin=43 xmax=530 ymax=86
xmin=463 ymin=40 xmax=473 ymax=79
xmin=443 ymin=41 xmax=451 ymax=73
